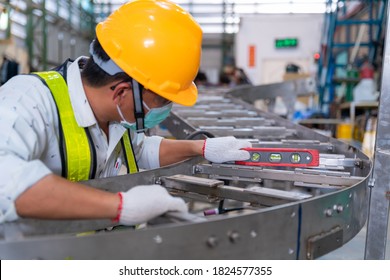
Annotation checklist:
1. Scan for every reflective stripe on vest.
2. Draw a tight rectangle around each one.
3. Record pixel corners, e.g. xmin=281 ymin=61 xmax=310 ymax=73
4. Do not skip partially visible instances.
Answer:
xmin=122 ymin=130 xmax=138 ymax=174
xmin=35 ymin=71 xmax=138 ymax=181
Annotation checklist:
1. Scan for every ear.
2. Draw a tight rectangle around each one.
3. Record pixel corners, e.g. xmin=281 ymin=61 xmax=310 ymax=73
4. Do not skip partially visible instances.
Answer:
xmin=112 ymin=89 xmax=123 ymax=105
xmin=112 ymin=84 xmax=130 ymax=105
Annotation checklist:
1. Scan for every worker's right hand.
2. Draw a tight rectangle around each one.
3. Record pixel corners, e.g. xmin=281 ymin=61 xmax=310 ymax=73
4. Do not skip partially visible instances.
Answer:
xmin=118 ymin=185 xmax=187 ymax=226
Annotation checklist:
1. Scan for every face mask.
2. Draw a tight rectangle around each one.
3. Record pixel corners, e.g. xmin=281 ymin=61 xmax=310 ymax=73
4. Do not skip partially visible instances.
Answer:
xmin=143 ymin=101 xmax=173 ymax=129
xmin=116 ymin=102 xmax=172 ymax=131
xmin=116 ymin=105 xmax=136 ymax=130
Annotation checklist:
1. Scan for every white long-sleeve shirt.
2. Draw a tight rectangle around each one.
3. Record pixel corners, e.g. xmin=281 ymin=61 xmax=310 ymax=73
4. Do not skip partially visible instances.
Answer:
xmin=0 ymin=57 xmax=163 ymax=223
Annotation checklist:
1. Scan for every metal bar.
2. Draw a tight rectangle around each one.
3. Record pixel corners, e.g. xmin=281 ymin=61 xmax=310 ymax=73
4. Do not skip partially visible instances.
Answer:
xmin=333 ymin=42 xmax=372 ymax=48
xmin=369 ymin=1 xmax=387 ymax=62
xmin=161 ymin=175 xmax=311 ymax=207
xmin=197 ymin=127 xmax=296 ymax=138
xmin=365 ymin=0 xmax=390 ymax=258
xmin=252 ymin=140 xmax=335 ymax=153
xmin=319 ymin=154 xmax=364 ymax=168
xmin=195 ymin=164 xmax=364 ymax=187
xmin=293 ymin=182 xmax=343 ymax=190
xmin=26 ymin=0 xmax=34 ymax=69
xmin=175 ymin=110 xmax=258 ymax=118
xmin=41 ymin=0 xmax=47 ymax=69
xmin=191 ymin=104 xmax=243 ymax=110
xmin=335 ymin=19 xmax=381 ymax=25
xmin=185 ymin=117 xmax=274 ymax=127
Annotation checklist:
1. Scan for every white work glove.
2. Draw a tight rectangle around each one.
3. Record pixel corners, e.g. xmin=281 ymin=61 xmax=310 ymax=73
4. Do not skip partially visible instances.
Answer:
xmin=203 ymin=136 xmax=252 ymax=163
xmin=119 ymin=185 xmax=187 ymax=225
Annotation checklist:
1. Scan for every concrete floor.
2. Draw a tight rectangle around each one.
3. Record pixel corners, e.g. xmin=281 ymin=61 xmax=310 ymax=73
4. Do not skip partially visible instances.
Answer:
xmin=319 ymin=220 xmax=390 ymax=260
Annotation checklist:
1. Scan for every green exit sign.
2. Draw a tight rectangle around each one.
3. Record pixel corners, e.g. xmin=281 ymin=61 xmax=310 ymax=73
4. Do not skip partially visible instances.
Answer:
xmin=275 ymin=38 xmax=298 ymax=48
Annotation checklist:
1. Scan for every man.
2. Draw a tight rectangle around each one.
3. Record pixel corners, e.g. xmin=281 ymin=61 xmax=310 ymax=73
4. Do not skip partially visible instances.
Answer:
xmin=0 ymin=0 xmax=251 ymax=225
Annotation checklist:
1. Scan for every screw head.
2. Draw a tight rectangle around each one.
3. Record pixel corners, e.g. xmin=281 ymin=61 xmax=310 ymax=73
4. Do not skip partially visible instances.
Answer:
xmin=207 ymin=236 xmax=218 ymax=248
xmin=324 ymin=208 xmax=333 ymax=217
xmin=154 ymin=235 xmax=163 ymax=244
xmin=229 ymin=231 xmax=240 ymax=243
xmin=291 ymin=212 xmax=296 ymax=218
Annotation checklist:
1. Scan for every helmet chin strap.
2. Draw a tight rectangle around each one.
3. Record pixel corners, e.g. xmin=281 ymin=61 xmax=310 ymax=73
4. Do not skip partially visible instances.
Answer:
xmin=131 ymin=79 xmax=145 ymax=133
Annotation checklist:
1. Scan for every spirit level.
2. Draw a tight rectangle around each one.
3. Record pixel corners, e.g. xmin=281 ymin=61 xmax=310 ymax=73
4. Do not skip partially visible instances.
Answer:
xmin=235 ymin=148 xmax=320 ymax=167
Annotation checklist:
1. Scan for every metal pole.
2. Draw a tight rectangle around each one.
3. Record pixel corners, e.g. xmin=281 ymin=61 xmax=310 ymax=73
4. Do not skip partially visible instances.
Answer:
xmin=364 ymin=0 xmax=390 ymax=260
xmin=41 ymin=0 xmax=47 ymax=70
xmin=25 ymin=0 xmax=34 ymax=70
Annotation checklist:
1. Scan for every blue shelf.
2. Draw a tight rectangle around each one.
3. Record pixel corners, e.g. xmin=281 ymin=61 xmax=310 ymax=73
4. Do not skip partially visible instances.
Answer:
xmin=316 ymin=0 xmax=387 ymax=116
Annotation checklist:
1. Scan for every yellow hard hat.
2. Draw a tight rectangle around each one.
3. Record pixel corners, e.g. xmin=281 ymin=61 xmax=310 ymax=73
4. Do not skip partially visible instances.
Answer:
xmin=96 ymin=0 xmax=203 ymax=106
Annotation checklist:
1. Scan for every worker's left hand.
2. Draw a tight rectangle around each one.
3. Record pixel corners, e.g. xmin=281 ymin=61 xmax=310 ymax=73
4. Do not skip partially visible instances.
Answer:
xmin=203 ymin=136 xmax=252 ymax=163
xmin=118 ymin=184 xmax=188 ymax=226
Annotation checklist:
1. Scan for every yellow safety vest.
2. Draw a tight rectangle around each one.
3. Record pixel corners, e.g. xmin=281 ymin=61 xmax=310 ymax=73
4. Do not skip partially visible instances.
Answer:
xmin=34 ymin=71 xmax=138 ymax=181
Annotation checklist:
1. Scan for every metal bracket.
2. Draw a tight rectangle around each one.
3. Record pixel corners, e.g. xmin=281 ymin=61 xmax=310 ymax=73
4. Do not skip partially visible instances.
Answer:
xmin=306 ymin=226 xmax=343 ymax=260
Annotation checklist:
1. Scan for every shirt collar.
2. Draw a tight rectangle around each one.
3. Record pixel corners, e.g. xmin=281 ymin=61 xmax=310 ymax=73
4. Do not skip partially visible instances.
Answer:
xmin=67 ymin=56 xmax=96 ymax=127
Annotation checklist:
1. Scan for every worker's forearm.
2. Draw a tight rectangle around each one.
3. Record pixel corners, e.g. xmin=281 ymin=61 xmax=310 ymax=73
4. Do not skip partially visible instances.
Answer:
xmin=15 ymin=174 xmax=119 ymax=220
xmin=159 ymin=139 xmax=204 ymax=166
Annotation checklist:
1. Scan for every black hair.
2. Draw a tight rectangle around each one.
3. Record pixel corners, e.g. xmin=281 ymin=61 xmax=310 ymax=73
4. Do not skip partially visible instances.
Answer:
xmin=81 ymin=38 xmax=130 ymax=87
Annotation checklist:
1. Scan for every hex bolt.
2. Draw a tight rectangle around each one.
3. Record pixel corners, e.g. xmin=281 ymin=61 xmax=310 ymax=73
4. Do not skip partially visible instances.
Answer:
xmin=250 ymin=230 xmax=257 ymax=238
xmin=336 ymin=205 xmax=344 ymax=213
xmin=324 ymin=208 xmax=333 ymax=217
xmin=207 ymin=236 xmax=218 ymax=248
